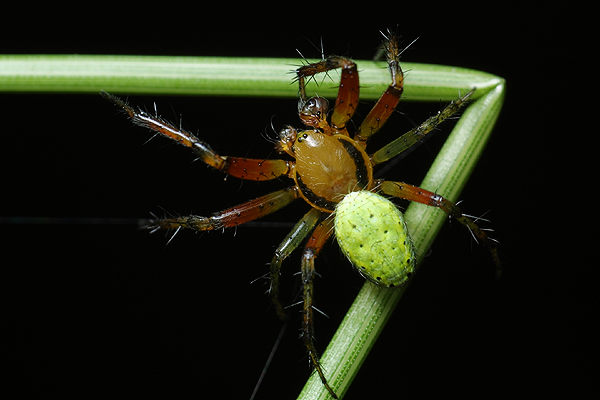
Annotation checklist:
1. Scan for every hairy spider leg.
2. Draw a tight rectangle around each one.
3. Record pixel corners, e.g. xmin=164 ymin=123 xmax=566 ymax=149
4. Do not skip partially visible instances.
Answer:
xmin=102 ymin=91 xmax=292 ymax=181
xmin=354 ymin=32 xmax=404 ymax=145
xmin=296 ymin=55 xmax=359 ymax=132
xmin=150 ymin=187 xmax=299 ymax=232
xmin=269 ymin=208 xmax=322 ymax=320
xmin=370 ymin=89 xmax=474 ymax=165
xmin=379 ymin=181 xmax=501 ymax=272
xmin=300 ymin=217 xmax=338 ymax=399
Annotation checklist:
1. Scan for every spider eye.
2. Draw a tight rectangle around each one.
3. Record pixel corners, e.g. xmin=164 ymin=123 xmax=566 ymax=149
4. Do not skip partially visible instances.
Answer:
xmin=296 ymin=132 xmax=309 ymax=143
xmin=299 ymin=96 xmax=329 ymax=126
xmin=279 ymin=126 xmax=297 ymax=141
xmin=276 ymin=126 xmax=297 ymax=154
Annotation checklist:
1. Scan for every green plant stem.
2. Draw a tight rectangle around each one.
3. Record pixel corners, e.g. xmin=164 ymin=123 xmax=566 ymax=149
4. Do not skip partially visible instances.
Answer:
xmin=0 ymin=54 xmax=504 ymax=399
xmin=0 ymin=55 xmax=500 ymax=101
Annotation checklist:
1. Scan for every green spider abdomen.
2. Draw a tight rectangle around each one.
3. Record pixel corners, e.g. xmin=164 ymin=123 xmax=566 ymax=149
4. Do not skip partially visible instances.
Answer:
xmin=334 ymin=191 xmax=416 ymax=287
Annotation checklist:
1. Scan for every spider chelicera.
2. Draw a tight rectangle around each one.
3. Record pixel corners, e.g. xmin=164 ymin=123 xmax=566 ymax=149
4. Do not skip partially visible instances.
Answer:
xmin=102 ymin=32 xmax=499 ymax=399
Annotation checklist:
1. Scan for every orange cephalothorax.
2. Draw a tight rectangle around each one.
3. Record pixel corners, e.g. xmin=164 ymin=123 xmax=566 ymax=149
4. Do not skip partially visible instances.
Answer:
xmin=292 ymin=130 xmax=373 ymax=211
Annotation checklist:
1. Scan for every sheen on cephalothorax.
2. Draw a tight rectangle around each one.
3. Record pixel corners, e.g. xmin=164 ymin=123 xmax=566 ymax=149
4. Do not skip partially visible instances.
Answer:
xmin=293 ymin=131 xmax=372 ymax=211
xmin=334 ymin=191 xmax=416 ymax=287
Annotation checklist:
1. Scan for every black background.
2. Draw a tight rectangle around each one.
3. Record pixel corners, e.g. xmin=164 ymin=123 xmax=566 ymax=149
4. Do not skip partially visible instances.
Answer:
xmin=1 ymin=5 xmax=592 ymax=400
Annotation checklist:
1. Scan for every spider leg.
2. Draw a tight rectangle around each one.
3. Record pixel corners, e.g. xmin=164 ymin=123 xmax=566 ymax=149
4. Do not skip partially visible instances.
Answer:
xmin=379 ymin=180 xmax=501 ymax=273
xmin=102 ymin=91 xmax=292 ymax=181
xmin=299 ymin=217 xmax=338 ymax=399
xmin=354 ymin=32 xmax=404 ymax=145
xmin=148 ymin=187 xmax=299 ymax=233
xmin=269 ymin=208 xmax=322 ymax=321
xmin=370 ymin=89 xmax=474 ymax=165
xmin=296 ymin=56 xmax=358 ymax=132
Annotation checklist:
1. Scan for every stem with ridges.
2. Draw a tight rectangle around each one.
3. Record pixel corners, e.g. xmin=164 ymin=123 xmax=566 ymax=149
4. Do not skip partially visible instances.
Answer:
xmin=0 ymin=55 xmax=501 ymax=101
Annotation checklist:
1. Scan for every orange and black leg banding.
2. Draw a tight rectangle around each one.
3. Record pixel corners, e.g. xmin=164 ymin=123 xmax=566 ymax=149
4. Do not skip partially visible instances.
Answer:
xmin=223 ymin=157 xmax=293 ymax=181
xmin=355 ymin=34 xmax=404 ymax=144
xmin=300 ymin=218 xmax=338 ymax=399
xmin=379 ymin=180 xmax=501 ymax=272
xmin=149 ymin=187 xmax=299 ymax=232
xmin=296 ymin=56 xmax=359 ymax=131
xmin=355 ymin=85 xmax=403 ymax=144
xmin=102 ymin=92 xmax=291 ymax=181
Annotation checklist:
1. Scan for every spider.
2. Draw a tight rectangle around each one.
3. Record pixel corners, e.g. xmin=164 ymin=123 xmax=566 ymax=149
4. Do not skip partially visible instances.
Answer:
xmin=102 ymin=32 xmax=499 ymax=399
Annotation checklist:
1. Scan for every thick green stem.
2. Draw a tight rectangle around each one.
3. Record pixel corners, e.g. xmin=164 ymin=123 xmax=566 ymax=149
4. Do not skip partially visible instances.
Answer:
xmin=0 ymin=55 xmax=501 ymax=101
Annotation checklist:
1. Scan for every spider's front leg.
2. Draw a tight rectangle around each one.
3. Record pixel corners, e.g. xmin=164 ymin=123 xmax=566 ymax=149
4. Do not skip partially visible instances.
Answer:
xmin=379 ymin=180 xmax=501 ymax=274
xmin=296 ymin=55 xmax=358 ymax=132
xmin=354 ymin=32 xmax=404 ymax=145
xmin=102 ymin=92 xmax=292 ymax=181
xmin=299 ymin=217 xmax=338 ymax=399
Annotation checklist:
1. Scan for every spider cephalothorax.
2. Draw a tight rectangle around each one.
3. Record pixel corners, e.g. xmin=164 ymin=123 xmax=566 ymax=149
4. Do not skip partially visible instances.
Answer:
xmin=103 ymin=32 xmax=499 ymax=399
xmin=291 ymin=127 xmax=373 ymax=211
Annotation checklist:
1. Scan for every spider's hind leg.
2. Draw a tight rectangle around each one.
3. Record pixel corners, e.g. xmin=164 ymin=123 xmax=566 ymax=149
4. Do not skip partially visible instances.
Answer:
xmin=269 ymin=208 xmax=322 ymax=320
xmin=299 ymin=217 xmax=338 ymax=399
xmin=379 ymin=180 xmax=501 ymax=274
xmin=370 ymin=89 xmax=474 ymax=166
xmin=146 ymin=187 xmax=299 ymax=235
